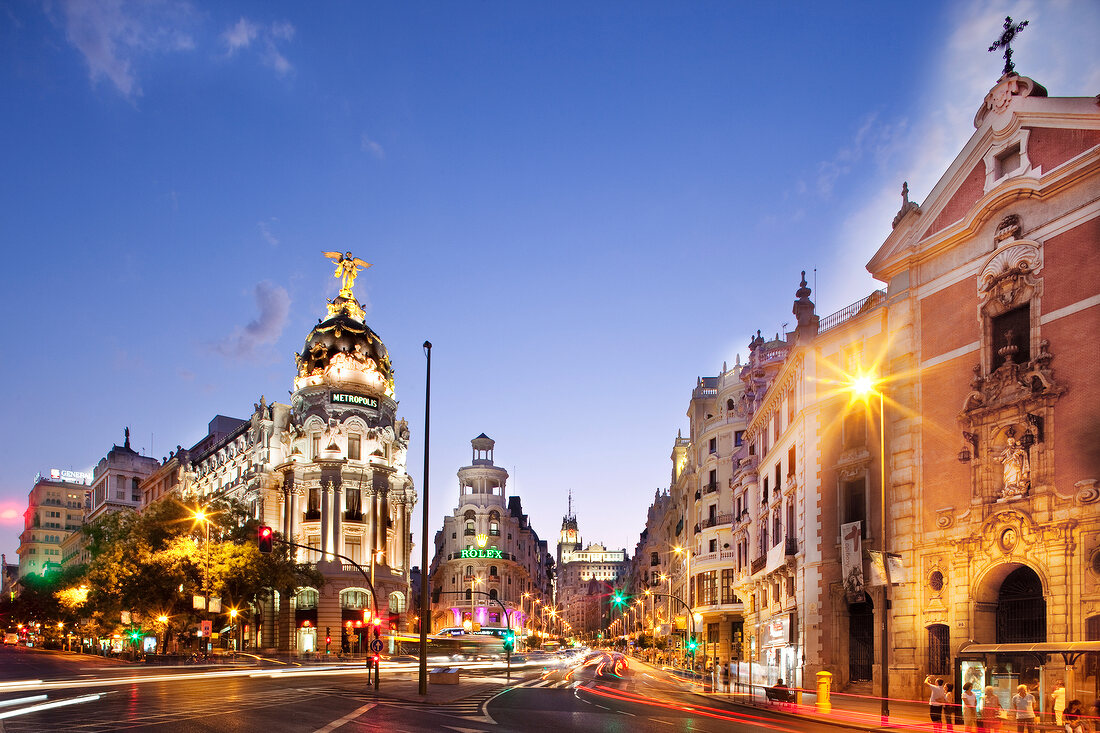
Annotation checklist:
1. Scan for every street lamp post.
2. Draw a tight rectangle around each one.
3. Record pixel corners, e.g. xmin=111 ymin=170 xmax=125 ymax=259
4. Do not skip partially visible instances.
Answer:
xmin=418 ymin=340 xmax=431 ymax=696
xmin=852 ymin=374 xmax=890 ymax=723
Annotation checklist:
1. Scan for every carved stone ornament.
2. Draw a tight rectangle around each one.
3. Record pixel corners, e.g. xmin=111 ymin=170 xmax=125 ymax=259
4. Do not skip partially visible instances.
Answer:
xmin=962 ymin=338 xmax=1059 ymax=413
xmin=1076 ymin=479 xmax=1100 ymax=505
xmin=935 ymin=507 xmax=955 ymax=529
xmin=999 ymin=527 xmax=1018 ymax=553
xmin=836 ymin=447 xmax=872 ymax=480
xmin=978 ymin=240 xmax=1042 ymax=309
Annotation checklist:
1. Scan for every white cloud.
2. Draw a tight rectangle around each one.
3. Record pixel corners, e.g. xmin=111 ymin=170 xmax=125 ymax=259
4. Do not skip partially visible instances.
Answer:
xmin=360 ymin=133 xmax=385 ymax=159
xmin=55 ymin=0 xmax=195 ymax=98
xmin=832 ymin=0 xmax=1100 ymax=285
xmin=257 ymin=218 xmax=279 ymax=246
xmin=221 ymin=16 xmax=296 ymax=76
xmin=214 ymin=281 xmax=290 ymax=358
xmin=223 ymin=17 xmax=258 ymax=53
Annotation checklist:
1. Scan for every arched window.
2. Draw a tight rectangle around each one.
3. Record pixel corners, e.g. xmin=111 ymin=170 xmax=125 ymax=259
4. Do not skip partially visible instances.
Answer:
xmin=489 ymin=565 xmax=498 ymax=577
xmin=340 ymin=589 xmax=371 ymax=610
xmin=296 ymin=588 xmax=319 ymax=610
xmin=488 ymin=510 xmax=500 ymax=522
xmin=465 ymin=565 xmax=473 ymax=577
xmin=465 ymin=589 xmax=472 ymax=601
xmin=463 ymin=509 xmax=476 ymax=520
xmin=489 ymin=589 xmax=498 ymax=601
xmin=996 ymin=566 xmax=1045 ymax=643
xmin=388 ymin=591 xmax=406 ymax=613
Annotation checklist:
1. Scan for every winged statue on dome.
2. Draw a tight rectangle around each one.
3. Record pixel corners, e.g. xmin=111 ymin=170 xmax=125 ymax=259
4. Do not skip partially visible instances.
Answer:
xmin=323 ymin=251 xmax=371 ymax=295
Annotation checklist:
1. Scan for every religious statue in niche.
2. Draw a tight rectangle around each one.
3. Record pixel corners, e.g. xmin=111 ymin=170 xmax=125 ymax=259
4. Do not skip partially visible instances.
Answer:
xmin=996 ymin=437 xmax=1030 ymax=500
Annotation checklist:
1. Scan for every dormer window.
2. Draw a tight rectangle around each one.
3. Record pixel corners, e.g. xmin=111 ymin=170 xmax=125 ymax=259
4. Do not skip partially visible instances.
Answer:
xmin=995 ymin=143 xmax=1022 ymax=178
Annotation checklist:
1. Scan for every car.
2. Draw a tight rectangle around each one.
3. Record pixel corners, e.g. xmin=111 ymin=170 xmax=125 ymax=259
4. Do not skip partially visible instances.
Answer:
xmin=3 ymin=633 xmax=18 ymax=646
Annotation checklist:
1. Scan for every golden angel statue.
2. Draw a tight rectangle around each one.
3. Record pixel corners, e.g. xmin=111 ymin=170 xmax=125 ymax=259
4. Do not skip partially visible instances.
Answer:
xmin=323 ymin=251 xmax=371 ymax=294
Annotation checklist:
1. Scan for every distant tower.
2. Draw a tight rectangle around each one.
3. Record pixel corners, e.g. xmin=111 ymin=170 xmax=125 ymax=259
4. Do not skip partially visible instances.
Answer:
xmin=557 ymin=490 xmax=581 ymax=566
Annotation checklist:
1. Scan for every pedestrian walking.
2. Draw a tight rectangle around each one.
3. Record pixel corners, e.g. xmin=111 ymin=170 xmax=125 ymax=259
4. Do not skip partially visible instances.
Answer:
xmin=720 ymin=659 xmax=731 ymax=694
xmin=945 ymin=682 xmax=960 ymax=730
xmin=1010 ymin=684 xmax=1037 ymax=733
xmin=1052 ymin=680 xmax=1066 ymax=726
xmin=981 ymin=686 xmax=1004 ymax=732
xmin=926 ymin=675 xmax=949 ymax=732
xmin=961 ymin=682 xmax=978 ymax=732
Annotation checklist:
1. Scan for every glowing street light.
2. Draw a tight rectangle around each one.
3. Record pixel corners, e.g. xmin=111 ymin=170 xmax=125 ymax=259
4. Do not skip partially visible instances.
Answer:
xmin=846 ymin=370 xmax=890 ymax=723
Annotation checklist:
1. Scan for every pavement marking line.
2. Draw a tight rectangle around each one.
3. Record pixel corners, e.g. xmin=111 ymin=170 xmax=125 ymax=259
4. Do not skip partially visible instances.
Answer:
xmin=0 ymin=693 xmax=102 ymax=720
xmin=312 ymin=702 xmax=376 ymax=733
xmin=0 ymin=696 xmax=47 ymax=708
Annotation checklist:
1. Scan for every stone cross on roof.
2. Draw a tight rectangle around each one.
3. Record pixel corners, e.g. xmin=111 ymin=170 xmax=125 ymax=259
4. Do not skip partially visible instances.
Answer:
xmin=988 ymin=16 xmax=1028 ymax=77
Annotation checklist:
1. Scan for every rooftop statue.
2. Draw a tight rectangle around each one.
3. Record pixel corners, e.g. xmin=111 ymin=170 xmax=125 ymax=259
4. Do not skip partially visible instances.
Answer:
xmin=323 ymin=251 xmax=371 ymax=296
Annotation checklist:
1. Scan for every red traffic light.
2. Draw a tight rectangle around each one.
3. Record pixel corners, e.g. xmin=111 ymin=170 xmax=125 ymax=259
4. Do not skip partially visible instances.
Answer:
xmin=257 ymin=525 xmax=274 ymax=553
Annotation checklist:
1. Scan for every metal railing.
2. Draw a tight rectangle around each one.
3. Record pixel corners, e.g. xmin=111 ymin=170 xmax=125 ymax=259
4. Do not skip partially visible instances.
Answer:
xmin=819 ymin=289 xmax=887 ymax=333
xmin=702 ymin=482 xmax=719 ymax=495
xmin=751 ymin=556 xmax=767 ymax=574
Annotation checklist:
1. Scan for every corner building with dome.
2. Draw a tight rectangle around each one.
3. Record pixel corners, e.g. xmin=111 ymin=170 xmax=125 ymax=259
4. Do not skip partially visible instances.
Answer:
xmin=143 ymin=257 xmax=417 ymax=654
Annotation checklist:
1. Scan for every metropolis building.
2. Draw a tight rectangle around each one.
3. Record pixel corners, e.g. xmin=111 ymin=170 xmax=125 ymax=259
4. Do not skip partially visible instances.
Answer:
xmin=141 ymin=256 xmax=417 ymax=653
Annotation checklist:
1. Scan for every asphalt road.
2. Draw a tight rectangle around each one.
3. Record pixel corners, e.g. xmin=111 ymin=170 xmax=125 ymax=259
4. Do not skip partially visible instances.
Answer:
xmin=0 ymin=647 xmax=862 ymax=732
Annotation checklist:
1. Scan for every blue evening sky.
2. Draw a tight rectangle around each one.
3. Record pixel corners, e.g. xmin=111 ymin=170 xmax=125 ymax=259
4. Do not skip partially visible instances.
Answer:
xmin=1 ymin=1 xmax=1097 ymax=564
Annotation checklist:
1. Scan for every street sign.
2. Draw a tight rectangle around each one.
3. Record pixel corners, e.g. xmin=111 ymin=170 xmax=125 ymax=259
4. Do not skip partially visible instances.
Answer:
xmin=200 ymin=620 xmax=212 ymax=637
xmin=369 ymin=639 xmax=384 ymax=653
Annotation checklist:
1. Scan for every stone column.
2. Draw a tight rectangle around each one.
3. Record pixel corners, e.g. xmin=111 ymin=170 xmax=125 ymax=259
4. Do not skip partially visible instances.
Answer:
xmin=374 ymin=493 xmax=385 ymax=556
xmin=364 ymin=489 xmax=375 ymax=559
xmin=333 ymin=482 xmax=343 ymax=560
xmin=290 ymin=491 xmax=301 ymax=561
xmin=320 ymin=482 xmax=331 ymax=559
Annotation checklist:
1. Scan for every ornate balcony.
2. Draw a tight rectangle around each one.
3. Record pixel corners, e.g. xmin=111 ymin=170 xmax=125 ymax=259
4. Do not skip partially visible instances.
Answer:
xmin=751 ymin=555 xmax=766 ymax=575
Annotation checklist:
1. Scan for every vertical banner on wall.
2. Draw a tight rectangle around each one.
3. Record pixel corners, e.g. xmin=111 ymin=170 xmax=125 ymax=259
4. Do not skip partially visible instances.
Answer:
xmin=841 ymin=521 xmax=865 ymax=603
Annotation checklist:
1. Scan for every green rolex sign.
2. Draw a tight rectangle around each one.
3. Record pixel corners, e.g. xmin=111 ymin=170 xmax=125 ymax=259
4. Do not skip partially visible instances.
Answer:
xmin=460 ymin=548 xmax=503 ymax=559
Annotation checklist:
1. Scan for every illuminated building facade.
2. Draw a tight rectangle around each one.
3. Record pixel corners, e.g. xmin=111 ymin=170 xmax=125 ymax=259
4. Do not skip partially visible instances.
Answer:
xmin=555 ymin=501 xmax=629 ymax=638
xmin=427 ymin=435 xmax=553 ymax=636
xmin=141 ymin=256 xmax=418 ymax=654
xmin=645 ymin=69 xmax=1099 ymax=704
xmin=17 ymin=472 xmax=90 ymax=578
xmin=865 ymin=71 xmax=1100 ymax=701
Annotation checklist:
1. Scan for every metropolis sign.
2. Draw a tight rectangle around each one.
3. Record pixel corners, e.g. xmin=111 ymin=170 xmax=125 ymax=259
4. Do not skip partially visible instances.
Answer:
xmin=460 ymin=548 xmax=504 ymax=559
xmin=331 ymin=393 xmax=378 ymax=408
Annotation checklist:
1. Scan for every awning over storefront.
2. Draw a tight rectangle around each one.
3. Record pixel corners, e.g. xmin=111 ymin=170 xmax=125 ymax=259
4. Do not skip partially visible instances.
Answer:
xmin=958 ymin=641 xmax=1100 ymax=665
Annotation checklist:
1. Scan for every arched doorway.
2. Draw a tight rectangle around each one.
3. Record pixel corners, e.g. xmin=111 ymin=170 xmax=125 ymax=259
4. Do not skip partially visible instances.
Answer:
xmin=849 ymin=598 xmax=874 ymax=682
xmin=996 ymin=566 xmax=1045 ymax=643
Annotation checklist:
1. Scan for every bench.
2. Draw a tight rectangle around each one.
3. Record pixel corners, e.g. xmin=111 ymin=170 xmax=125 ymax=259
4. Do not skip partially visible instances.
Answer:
xmin=430 ymin=667 xmax=461 ymax=685
xmin=765 ymin=686 xmax=794 ymax=704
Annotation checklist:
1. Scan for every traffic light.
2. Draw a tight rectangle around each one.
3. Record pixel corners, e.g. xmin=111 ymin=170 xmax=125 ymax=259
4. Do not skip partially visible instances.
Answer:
xmin=373 ymin=620 xmax=381 ymax=639
xmin=257 ymin=525 xmax=273 ymax=554
xmin=128 ymin=629 xmax=142 ymax=643
xmin=502 ymin=630 xmax=515 ymax=653
xmin=325 ymin=626 xmax=331 ymax=648
xmin=686 ymin=636 xmax=698 ymax=653
xmin=612 ymin=592 xmax=626 ymax=607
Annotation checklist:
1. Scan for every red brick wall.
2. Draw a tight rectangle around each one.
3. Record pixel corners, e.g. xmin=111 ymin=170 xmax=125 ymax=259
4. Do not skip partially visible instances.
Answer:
xmin=919 ymin=358 xmax=972 ymax=531
xmin=1045 ymin=307 xmax=1100 ymax=488
xmin=1041 ymin=217 xmax=1100 ymax=314
xmin=929 ymin=163 xmax=986 ymax=235
xmin=920 ymin=278 xmax=978 ymax=358
xmin=1027 ymin=127 xmax=1100 ymax=173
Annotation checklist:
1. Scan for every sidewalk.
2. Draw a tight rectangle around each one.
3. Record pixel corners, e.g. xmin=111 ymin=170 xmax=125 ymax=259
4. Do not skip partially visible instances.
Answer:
xmin=627 ymin=656 xmax=938 ymax=731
